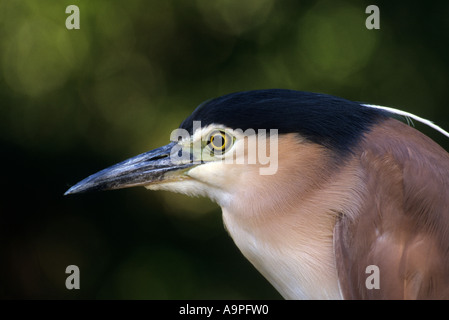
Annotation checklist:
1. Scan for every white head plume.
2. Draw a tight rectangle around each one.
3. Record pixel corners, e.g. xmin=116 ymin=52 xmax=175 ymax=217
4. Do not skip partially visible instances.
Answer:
xmin=362 ymin=104 xmax=449 ymax=138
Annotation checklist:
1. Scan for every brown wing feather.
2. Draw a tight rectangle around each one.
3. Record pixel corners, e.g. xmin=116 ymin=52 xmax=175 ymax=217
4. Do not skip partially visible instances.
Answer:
xmin=334 ymin=118 xmax=449 ymax=299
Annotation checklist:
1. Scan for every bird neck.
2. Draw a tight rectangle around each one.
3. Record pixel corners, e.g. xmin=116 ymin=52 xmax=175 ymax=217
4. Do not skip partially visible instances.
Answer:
xmin=221 ymin=151 xmax=364 ymax=299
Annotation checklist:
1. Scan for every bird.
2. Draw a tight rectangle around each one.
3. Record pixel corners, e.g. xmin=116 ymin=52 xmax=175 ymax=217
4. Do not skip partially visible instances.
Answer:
xmin=65 ymin=89 xmax=449 ymax=300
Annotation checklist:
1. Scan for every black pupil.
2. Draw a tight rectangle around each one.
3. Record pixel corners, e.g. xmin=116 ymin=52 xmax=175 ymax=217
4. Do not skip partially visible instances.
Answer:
xmin=212 ymin=134 xmax=225 ymax=148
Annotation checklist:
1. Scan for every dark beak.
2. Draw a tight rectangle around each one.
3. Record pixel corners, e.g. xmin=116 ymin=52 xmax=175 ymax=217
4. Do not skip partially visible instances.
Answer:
xmin=64 ymin=142 xmax=195 ymax=195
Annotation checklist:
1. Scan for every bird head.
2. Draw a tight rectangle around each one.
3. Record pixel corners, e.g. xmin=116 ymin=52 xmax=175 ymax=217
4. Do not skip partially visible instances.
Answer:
xmin=64 ymin=89 xmax=387 ymax=209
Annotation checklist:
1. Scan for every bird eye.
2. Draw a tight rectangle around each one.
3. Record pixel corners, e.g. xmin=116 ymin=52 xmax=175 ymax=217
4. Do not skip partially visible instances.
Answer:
xmin=207 ymin=130 xmax=233 ymax=155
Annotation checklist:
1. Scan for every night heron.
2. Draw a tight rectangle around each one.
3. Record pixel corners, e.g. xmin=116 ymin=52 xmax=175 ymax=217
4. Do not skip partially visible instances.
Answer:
xmin=65 ymin=89 xmax=449 ymax=299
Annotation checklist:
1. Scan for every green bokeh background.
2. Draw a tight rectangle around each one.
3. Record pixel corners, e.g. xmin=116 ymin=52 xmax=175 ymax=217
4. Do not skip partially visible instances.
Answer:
xmin=1 ymin=0 xmax=449 ymax=299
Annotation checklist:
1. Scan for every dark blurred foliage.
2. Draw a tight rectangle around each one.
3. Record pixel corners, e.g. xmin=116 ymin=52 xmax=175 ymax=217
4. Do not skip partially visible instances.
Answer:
xmin=1 ymin=0 xmax=449 ymax=299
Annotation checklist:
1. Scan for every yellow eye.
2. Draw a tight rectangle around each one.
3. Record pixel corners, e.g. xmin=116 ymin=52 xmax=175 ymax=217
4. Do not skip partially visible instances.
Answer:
xmin=208 ymin=130 xmax=232 ymax=155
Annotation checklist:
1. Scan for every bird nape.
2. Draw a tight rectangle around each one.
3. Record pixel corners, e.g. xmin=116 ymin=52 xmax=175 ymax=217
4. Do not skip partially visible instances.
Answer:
xmin=65 ymin=89 xmax=449 ymax=300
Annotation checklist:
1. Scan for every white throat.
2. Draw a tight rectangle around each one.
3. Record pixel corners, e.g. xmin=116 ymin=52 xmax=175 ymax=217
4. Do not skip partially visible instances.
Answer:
xmin=221 ymin=206 xmax=343 ymax=300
